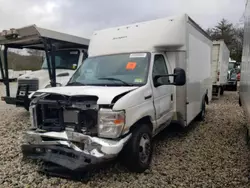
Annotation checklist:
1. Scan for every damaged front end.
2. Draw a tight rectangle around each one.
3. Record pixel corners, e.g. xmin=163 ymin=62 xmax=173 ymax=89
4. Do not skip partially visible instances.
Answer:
xmin=21 ymin=93 xmax=131 ymax=171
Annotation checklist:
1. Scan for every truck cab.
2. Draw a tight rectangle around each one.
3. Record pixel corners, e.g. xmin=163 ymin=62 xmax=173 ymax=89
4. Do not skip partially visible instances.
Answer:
xmin=17 ymin=49 xmax=86 ymax=101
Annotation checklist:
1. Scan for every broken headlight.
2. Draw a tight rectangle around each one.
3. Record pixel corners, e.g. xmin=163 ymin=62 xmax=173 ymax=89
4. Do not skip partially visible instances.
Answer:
xmin=98 ymin=108 xmax=125 ymax=139
xmin=29 ymin=104 xmax=37 ymax=128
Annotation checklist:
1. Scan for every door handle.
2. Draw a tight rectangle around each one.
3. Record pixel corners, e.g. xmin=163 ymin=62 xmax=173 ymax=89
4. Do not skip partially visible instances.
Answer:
xmin=144 ymin=95 xmax=152 ymax=100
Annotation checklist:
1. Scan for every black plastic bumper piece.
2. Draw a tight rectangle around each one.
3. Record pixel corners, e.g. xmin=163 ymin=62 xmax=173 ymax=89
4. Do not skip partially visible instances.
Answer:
xmin=2 ymin=96 xmax=30 ymax=109
xmin=16 ymin=96 xmax=30 ymax=107
xmin=2 ymin=96 xmax=16 ymax=105
xmin=21 ymin=144 xmax=105 ymax=171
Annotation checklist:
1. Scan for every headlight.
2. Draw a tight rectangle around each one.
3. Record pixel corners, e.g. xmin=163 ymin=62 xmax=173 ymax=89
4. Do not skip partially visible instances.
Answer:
xmin=98 ymin=108 xmax=125 ymax=138
xmin=29 ymin=105 xmax=37 ymax=128
xmin=45 ymin=83 xmax=62 ymax=88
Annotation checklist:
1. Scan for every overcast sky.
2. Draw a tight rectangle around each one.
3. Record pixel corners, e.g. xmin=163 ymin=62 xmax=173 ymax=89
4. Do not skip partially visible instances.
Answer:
xmin=0 ymin=0 xmax=246 ymax=39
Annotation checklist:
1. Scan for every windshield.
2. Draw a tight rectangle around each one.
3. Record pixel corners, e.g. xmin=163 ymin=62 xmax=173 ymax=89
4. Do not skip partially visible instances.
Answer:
xmin=68 ymin=52 xmax=150 ymax=86
xmin=42 ymin=50 xmax=80 ymax=70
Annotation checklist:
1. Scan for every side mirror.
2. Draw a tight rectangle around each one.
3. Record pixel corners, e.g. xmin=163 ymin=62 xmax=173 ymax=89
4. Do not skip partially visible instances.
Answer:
xmin=173 ymin=68 xmax=186 ymax=86
xmin=153 ymin=67 xmax=186 ymax=87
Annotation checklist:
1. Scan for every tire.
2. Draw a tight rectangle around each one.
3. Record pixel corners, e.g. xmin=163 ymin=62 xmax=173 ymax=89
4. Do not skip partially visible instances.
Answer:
xmin=120 ymin=125 xmax=153 ymax=173
xmin=197 ymin=100 xmax=206 ymax=121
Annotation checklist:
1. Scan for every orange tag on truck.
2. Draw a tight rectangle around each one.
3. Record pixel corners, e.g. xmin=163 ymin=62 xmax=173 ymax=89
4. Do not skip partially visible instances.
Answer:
xmin=126 ymin=62 xmax=137 ymax=70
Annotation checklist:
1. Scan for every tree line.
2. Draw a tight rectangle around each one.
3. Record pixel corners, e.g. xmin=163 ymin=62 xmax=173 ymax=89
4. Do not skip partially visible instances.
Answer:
xmin=0 ymin=51 xmax=43 ymax=71
xmin=206 ymin=19 xmax=243 ymax=62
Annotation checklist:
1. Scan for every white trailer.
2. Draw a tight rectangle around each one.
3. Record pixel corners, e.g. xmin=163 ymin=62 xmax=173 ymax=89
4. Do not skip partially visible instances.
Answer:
xmin=211 ymin=40 xmax=230 ymax=97
xmin=22 ymin=14 xmax=212 ymax=173
xmin=240 ymin=0 xmax=250 ymax=142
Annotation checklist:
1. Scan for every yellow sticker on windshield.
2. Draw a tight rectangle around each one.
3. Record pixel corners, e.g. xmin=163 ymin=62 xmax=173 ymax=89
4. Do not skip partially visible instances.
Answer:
xmin=134 ymin=78 xmax=143 ymax=83
xmin=72 ymin=64 xmax=77 ymax=69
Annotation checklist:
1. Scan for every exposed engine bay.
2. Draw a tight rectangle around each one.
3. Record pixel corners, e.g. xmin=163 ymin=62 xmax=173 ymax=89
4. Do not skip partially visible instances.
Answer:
xmin=31 ymin=94 xmax=99 ymax=135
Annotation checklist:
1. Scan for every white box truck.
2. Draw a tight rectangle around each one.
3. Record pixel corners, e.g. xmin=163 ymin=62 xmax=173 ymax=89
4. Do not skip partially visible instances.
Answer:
xmin=21 ymin=14 xmax=212 ymax=173
xmin=211 ymin=40 xmax=230 ymax=97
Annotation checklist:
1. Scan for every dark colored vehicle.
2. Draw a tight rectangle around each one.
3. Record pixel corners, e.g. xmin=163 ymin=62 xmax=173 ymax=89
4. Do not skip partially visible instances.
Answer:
xmin=226 ymin=68 xmax=238 ymax=91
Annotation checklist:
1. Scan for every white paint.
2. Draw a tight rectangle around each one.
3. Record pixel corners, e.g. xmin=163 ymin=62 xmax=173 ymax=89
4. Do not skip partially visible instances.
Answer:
xmin=211 ymin=40 xmax=230 ymax=85
xmin=36 ymin=86 xmax=138 ymax=104
xmin=19 ymin=69 xmax=74 ymax=88
xmin=17 ymin=48 xmax=86 ymax=92
xmin=88 ymin=14 xmax=187 ymax=57
xmin=186 ymin=32 xmax=212 ymax=124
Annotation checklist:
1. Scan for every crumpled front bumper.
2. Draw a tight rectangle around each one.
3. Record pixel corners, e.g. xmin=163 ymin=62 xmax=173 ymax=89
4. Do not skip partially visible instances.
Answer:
xmin=21 ymin=130 xmax=131 ymax=171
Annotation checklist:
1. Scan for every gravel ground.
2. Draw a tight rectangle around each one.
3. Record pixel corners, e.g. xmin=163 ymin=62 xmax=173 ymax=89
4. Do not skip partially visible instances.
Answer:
xmin=0 ymin=83 xmax=249 ymax=187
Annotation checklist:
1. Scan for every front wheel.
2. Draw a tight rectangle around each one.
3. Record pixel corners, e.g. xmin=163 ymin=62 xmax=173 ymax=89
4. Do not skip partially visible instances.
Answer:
xmin=120 ymin=125 xmax=153 ymax=173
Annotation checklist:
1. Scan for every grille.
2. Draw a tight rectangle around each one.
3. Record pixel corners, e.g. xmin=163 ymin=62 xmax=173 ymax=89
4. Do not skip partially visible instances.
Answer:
xmin=18 ymin=79 xmax=39 ymax=91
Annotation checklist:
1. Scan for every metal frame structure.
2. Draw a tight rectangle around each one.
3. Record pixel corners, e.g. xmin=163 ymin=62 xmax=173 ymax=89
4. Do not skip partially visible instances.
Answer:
xmin=0 ymin=25 xmax=89 ymax=107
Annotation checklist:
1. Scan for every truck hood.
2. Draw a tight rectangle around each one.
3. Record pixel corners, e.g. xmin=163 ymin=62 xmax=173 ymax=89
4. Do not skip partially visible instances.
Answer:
xmin=34 ymin=86 xmax=138 ymax=104
xmin=18 ymin=69 xmax=74 ymax=79
xmin=18 ymin=69 xmax=75 ymax=88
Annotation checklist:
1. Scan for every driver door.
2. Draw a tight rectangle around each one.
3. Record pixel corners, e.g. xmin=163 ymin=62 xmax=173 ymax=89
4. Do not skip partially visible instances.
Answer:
xmin=151 ymin=53 xmax=174 ymax=129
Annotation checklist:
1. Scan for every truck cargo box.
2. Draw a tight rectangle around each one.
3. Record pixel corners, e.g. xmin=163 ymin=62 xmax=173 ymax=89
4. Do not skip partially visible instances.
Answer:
xmin=211 ymin=40 xmax=230 ymax=97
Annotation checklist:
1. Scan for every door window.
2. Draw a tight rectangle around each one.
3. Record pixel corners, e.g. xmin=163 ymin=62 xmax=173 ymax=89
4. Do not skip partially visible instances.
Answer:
xmin=152 ymin=54 xmax=169 ymax=85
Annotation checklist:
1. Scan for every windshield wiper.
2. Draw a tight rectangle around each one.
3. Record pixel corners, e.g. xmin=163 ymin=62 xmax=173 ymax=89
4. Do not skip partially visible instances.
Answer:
xmin=98 ymin=77 xmax=133 ymax=86
xmin=67 ymin=81 xmax=86 ymax=86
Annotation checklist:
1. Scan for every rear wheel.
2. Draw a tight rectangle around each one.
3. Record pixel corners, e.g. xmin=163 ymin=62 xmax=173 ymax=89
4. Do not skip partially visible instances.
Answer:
xmin=120 ymin=125 xmax=153 ymax=173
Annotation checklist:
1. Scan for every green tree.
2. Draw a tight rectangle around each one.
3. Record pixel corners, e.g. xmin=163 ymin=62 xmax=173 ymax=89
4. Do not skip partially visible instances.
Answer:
xmin=231 ymin=27 xmax=243 ymax=62
xmin=206 ymin=19 xmax=243 ymax=62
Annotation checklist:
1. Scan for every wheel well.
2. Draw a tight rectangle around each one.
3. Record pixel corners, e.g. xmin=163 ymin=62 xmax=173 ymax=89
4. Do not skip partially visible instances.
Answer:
xmin=205 ymin=94 xmax=209 ymax=105
xmin=129 ymin=116 xmax=153 ymax=133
